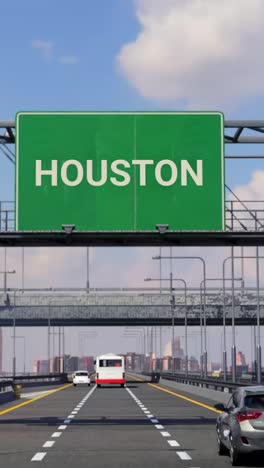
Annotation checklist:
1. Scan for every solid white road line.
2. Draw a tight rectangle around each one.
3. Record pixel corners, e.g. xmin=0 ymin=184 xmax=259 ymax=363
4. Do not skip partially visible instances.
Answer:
xmin=160 ymin=431 xmax=171 ymax=437
xmin=31 ymin=452 xmax=46 ymax=461
xmin=43 ymin=441 xmax=55 ymax=448
xmin=168 ymin=440 xmax=180 ymax=447
xmin=176 ymin=452 xmax=192 ymax=460
xmin=51 ymin=432 xmax=62 ymax=438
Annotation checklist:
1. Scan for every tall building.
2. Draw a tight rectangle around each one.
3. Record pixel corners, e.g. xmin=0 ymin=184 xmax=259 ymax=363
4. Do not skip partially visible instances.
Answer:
xmin=236 ymin=351 xmax=246 ymax=366
xmin=0 ymin=328 xmax=2 ymax=373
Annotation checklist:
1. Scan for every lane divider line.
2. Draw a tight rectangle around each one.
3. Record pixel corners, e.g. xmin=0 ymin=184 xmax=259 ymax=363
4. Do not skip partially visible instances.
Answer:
xmin=31 ymin=453 xmax=46 ymax=461
xmin=168 ymin=440 xmax=180 ymax=447
xmin=43 ymin=441 xmax=55 ymax=448
xmin=149 ymin=383 xmax=221 ymax=414
xmin=0 ymin=383 xmax=72 ymax=416
xmin=126 ymin=385 xmax=193 ymax=461
xmin=30 ymin=383 xmax=96 ymax=463
xmin=176 ymin=451 xmax=192 ymax=460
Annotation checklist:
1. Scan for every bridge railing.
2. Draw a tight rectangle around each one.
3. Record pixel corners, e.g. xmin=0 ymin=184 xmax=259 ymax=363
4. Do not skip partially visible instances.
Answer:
xmin=142 ymin=371 xmax=263 ymax=393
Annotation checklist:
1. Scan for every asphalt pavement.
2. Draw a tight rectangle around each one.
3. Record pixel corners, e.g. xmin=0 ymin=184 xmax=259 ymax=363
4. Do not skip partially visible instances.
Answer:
xmin=0 ymin=378 xmax=263 ymax=467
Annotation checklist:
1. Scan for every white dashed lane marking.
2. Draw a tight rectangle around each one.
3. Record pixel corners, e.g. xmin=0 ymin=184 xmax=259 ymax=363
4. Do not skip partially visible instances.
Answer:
xmin=31 ymin=452 xmax=46 ymax=461
xmin=126 ymin=386 xmax=192 ymax=462
xmin=168 ymin=440 xmax=180 ymax=447
xmin=177 ymin=452 xmax=192 ymax=460
xmin=30 ymin=385 xmax=97 ymax=462
xmin=43 ymin=441 xmax=55 ymax=448
xmin=51 ymin=432 xmax=62 ymax=438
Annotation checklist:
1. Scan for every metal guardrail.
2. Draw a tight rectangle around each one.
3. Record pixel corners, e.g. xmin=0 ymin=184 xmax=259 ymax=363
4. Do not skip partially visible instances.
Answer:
xmin=142 ymin=371 xmax=263 ymax=393
xmin=0 ymin=373 xmax=68 ymax=390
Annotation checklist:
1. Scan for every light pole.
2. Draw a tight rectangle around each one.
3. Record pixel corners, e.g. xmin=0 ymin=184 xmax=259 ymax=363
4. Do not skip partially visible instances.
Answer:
xmin=145 ymin=277 xmax=188 ymax=375
xmin=123 ymin=332 xmax=144 ymax=370
xmin=223 ymin=254 xmax=264 ymax=383
xmin=153 ymin=255 xmax=206 ymax=377
xmin=12 ymin=335 xmax=26 ymax=374
xmin=0 ymin=269 xmax=16 ymax=293
xmin=200 ymin=276 xmax=242 ymax=380
xmin=86 ymin=247 xmax=90 ymax=292
xmin=125 ymin=328 xmax=146 ymax=370
xmin=12 ymin=289 xmax=18 ymax=377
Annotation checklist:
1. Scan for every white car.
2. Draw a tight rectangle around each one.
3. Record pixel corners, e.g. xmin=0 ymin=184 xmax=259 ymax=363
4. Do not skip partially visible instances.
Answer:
xmin=73 ymin=371 xmax=91 ymax=386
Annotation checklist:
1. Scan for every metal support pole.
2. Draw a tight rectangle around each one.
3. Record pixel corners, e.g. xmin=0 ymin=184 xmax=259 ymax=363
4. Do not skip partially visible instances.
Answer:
xmin=241 ymin=246 xmax=244 ymax=293
xmin=58 ymin=327 xmax=61 ymax=372
xmin=23 ymin=337 xmax=26 ymax=374
xmin=22 ymin=247 xmax=24 ymax=292
xmin=184 ymin=285 xmax=188 ymax=376
xmin=253 ymin=325 xmax=257 ymax=378
xmin=170 ymin=273 xmax=175 ymax=375
xmin=4 ymin=248 xmax=7 ymax=292
xmin=203 ymin=262 xmax=207 ymax=378
xmin=200 ymin=287 xmax=204 ymax=378
xmin=12 ymin=291 xmax=16 ymax=377
xmin=231 ymin=246 xmax=236 ymax=382
xmin=159 ymin=326 xmax=162 ymax=372
xmin=256 ymin=246 xmax=262 ymax=383
xmin=86 ymin=247 xmax=90 ymax=292
xmin=48 ymin=302 xmax=51 ymax=373
xmin=62 ymin=326 xmax=65 ymax=373
xmin=222 ymin=264 xmax=227 ymax=381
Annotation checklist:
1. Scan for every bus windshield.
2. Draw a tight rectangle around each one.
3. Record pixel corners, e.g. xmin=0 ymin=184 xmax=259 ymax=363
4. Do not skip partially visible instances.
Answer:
xmin=99 ymin=359 xmax=122 ymax=368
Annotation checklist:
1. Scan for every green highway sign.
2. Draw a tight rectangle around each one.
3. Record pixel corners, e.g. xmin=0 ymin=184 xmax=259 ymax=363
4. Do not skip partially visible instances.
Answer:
xmin=16 ymin=112 xmax=225 ymax=231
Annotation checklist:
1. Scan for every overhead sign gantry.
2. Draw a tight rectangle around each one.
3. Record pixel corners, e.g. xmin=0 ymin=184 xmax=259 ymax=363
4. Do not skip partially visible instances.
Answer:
xmin=0 ymin=116 xmax=264 ymax=246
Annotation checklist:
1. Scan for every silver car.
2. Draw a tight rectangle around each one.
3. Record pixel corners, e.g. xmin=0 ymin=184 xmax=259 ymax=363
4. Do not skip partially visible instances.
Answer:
xmin=215 ymin=386 xmax=264 ymax=466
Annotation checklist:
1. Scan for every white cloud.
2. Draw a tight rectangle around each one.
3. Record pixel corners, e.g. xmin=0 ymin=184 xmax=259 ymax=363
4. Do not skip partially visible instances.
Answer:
xmin=233 ymin=170 xmax=264 ymax=202
xmin=32 ymin=39 xmax=54 ymax=59
xmin=58 ymin=55 xmax=79 ymax=65
xmin=117 ymin=0 xmax=264 ymax=108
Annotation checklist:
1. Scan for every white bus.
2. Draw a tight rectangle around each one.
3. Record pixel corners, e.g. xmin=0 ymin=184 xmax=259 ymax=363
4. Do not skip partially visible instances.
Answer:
xmin=95 ymin=354 xmax=125 ymax=387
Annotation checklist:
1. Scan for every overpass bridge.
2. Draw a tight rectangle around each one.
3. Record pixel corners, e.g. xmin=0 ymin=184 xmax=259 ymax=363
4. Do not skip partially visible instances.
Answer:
xmin=1 ymin=288 xmax=264 ymax=326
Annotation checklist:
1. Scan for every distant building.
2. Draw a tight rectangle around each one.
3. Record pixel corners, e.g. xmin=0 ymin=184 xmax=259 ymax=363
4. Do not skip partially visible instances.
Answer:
xmin=236 ymin=351 xmax=246 ymax=366
xmin=189 ymin=356 xmax=199 ymax=372
xmin=65 ymin=356 xmax=79 ymax=372
xmin=39 ymin=360 xmax=49 ymax=374
xmin=164 ymin=337 xmax=184 ymax=359
xmin=80 ymin=356 xmax=94 ymax=372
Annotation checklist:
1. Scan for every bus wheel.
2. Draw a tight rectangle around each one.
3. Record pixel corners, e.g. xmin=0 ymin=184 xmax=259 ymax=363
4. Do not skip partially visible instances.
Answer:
xmin=121 ymin=384 xmax=125 ymax=388
xmin=97 ymin=384 xmax=101 ymax=388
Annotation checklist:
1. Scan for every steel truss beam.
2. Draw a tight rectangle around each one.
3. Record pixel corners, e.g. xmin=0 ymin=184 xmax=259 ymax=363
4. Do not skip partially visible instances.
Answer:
xmin=0 ymin=230 xmax=263 ymax=247
xmin=2 ymin=120 xmax=264 ymax=146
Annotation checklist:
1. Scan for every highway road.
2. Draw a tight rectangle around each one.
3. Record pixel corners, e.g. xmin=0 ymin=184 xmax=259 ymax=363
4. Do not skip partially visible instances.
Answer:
xmin=0 ymin=378 xmax=263 ymax=467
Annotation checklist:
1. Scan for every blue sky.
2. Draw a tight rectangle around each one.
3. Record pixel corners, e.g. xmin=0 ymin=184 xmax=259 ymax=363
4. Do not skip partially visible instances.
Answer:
xmin=1 ymin=0 xmax=263 ymax=199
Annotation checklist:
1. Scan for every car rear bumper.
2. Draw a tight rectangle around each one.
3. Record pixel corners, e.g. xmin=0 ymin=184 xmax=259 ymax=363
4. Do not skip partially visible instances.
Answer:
xmin=96 ymin=379 xmax=125 ymax=385
xmin=235 ymin=432 xmax=264 ymax=453
xmin=73 ymin=380 xmax=90 ymax=384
